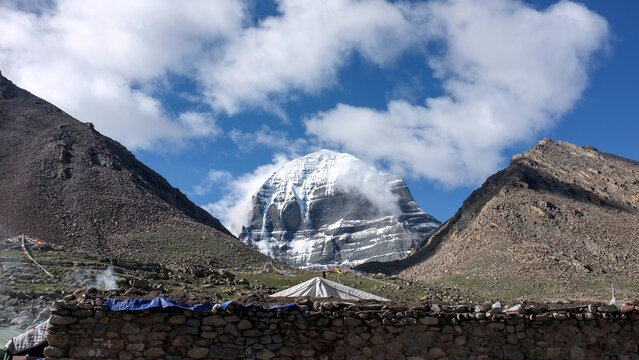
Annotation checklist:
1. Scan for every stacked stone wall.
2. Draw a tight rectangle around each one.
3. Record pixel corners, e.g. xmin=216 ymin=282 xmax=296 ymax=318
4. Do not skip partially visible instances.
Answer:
xmin=44 ymin=293 xmax=639 ymax=360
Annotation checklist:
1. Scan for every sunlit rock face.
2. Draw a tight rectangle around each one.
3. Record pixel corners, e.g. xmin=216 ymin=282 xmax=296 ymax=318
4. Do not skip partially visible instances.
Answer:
xmin=239 ymin=150 xmax=440 ymax=268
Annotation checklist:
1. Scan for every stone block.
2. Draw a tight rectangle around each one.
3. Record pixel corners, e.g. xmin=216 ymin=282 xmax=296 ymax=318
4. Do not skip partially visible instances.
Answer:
xmin=49 ymin=314 xmax=78 ymax=326
xmin=203 ymin=315 xmax=227 ymax=326
xmin=143 ymin=347 xmax=165 ymax=358
xmin=168 ymin=314 xmax=187 ymax=325
xmin=47 ymin=334 xmax=69 ymax=348
xmin=420 ymin=317 xmax=439 ymax=325
xmin=503 ymin=344 xmax=524 ymax=360
xmin=43 ymin=346 xmax=65 ymax=358
xmin=235 ymin=319 xmax=252 ymax=330
xmin=125 ymin=343 xmax=145 ymax=352
xmin=428 ymin=347 xmax=446 ymax=358
xmin=256 ymin=348 xmax=276 ymax=360
xmin=202 ymin=331 xmax=219 ymax=339
xmin=171 ymin=335 xmax=194 ymax=347
xmin=224 ymin=323 xmax=241 ymax=337
xmin=187 ymin=346 xmax=209 ymax=359
xmin=121 ymin=322 xmax=140 ymax=335
xmin=118 ymin=351 xmax=134 ymax=360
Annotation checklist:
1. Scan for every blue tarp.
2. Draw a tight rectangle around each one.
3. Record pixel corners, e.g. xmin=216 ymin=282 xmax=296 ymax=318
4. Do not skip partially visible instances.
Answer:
xmin=105 ymin=297 xmax=295 ymax=312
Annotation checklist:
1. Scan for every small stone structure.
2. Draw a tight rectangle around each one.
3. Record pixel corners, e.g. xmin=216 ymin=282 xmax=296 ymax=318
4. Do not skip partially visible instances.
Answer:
xmin=45 ymin=291 xmax=639 ymax=359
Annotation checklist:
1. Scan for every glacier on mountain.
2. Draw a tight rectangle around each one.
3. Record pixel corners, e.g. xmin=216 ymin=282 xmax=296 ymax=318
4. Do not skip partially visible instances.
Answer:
xmin=239 ymin=150 xmax=440 ymax=268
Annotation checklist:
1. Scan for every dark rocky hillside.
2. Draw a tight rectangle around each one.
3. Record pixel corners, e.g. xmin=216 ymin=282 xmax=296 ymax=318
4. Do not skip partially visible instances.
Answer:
xmin=359 ymin=139 xmax=639 ymax=301
xmin=0 ymin=71 xmax=268 ymax=267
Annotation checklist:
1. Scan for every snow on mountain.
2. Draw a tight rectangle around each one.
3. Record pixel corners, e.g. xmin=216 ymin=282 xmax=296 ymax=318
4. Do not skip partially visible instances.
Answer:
xmin=239 ymin=150 xmax=440 ymax=268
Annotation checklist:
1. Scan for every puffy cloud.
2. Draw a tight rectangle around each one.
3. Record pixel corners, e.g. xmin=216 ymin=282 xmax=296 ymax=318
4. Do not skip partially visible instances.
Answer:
xmin=202 ymin=155 xmax=290 ymax=235
xmin=332 ymin=157 xmax=401 ymax=216
xmin=229 ymin=125 xmax=308 ymax=155
xmin=192 ymin=170 xmax=233 ymax=196
xmin=1 ymin=0 xmax=611 ymax=198
xmin=0 ymin=0 xmax=244 ymax=149
xmin=306 ymin=0 xmax=609 ymax=186
xmin=201 ymin=0 xmax=417 ymax=114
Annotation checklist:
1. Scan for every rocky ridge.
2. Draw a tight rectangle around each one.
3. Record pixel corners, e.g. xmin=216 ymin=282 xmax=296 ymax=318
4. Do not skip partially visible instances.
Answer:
xmin=239 ymin=150 xmax=440 ymax=268
xmin=361 ymin=139 xmax=639 ymax=301
xmin=0 ymin=71 xmax=268 ymax=267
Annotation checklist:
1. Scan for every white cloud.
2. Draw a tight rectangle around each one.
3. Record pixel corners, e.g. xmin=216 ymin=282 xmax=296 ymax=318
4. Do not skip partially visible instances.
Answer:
xmin=306 ymin=0 xmax=609 ymax=186
xmin=0 ymin=0 xmax=244 ymax=149
xmin=229 ymin=125 xmax=308 ymax=155
xmin=201 ymin=0 xmax=417 ymax=114
xmin=332 ymin=157 xmax=401 ymax=216
xmin=202 ymin=155 xmax=290 ymax=235
xmin=192 ymin=169 xmax=233 ymax=196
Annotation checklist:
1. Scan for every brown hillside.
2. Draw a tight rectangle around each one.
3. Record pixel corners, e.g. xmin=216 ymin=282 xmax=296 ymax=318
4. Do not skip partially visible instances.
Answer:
xmin=0 ymin=71 xmax=268 ymax=267
xmin=362 ymin=139 xmax=639 ymax=301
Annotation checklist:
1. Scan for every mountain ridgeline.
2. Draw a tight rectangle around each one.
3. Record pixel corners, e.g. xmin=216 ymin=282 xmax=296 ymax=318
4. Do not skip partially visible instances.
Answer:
xmin=0 ymin=71 xmax=269 ymax=267
xmin=359 ymin=139 xmax=639 ymax=301
xmin=239 ymin=150 xmax=440 ymax=268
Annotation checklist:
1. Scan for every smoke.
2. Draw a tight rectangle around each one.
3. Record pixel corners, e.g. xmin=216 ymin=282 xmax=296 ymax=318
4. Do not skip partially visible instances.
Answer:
xmin=94 ymin=267 xmax=118 ymax=290
xmin=64 ymin=266 xmax=118 ymax=290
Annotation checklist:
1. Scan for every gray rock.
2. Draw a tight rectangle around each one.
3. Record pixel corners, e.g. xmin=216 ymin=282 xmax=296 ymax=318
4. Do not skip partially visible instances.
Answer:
xmin=256 ymin=348 xmax=276 ymax=360
xmin=171 ymin=335 xmax=193 ymax=347
xmin=121 ymin=322 xmax=140 ymax=335
xmin=142 ymin=347 xmax=165 ymax=358
xmin=43 ymin=346 xmax=65 ymax=358
xmin=570 ymin=345 xmax=585 ymax=360
xmin=125 ymin=343 xmax=145 ymax=352
xmin=598 ymin=305 xmax=618 ymax=313
xmin=187 ymin=346 xmax=209 ymax=359
xmin=503 ymin=344 xmax=524 ymax=360
xmin=224 ymin=323 xmax=241 ymax=337
xmin=420 ymin=317 xmax=439 ymax=325
xmin=49 ymin=314 xmax=77 ymax=325
xmin=237 ymin=319 xmax=252 ymax=330
xmin=428 ymin=347 xmax=446 ymax=358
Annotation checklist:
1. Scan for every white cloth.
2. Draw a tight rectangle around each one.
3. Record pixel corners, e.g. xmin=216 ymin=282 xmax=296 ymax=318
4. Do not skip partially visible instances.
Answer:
xmin=6 ymin=319 xmax=49 ymax=355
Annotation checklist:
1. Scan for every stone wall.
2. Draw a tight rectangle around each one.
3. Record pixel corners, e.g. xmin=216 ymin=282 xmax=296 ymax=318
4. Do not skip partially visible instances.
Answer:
xmin=44 ymin=291 xmax=639 ymax=360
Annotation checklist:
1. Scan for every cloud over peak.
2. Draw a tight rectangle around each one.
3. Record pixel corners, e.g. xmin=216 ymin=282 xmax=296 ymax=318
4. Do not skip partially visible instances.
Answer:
xmin=1 ymin=0 xmax=610 ymax=202
xmin=306 ymin=0 xmax=609 ymax=186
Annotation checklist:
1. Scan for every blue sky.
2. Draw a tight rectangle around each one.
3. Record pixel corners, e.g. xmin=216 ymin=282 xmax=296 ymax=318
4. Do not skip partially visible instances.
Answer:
xmin=1 ymin=0 xmax=637 ymax=233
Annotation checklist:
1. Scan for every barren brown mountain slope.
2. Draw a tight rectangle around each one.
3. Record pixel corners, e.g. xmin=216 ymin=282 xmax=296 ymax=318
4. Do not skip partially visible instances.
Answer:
xmin=0 ymin=71 xmax=268 ymax=267
xmin=361 ymin=139 xmax=639 ymax=301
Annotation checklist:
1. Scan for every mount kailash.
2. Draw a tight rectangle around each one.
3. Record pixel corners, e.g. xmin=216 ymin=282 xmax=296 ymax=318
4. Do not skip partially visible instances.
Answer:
xmin=239 ymin=150 xmax=440 ymax=268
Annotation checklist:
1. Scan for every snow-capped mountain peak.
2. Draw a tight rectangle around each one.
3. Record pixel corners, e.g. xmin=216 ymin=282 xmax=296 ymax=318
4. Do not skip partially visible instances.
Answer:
xmin=240 ymin=150 xmax=440 ymax=268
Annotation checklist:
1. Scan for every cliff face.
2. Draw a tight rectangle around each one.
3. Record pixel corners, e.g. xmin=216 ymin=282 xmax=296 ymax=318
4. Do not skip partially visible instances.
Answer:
xmin=370 ymin=139 xmax=639 ymax=301
xmin=239 ymin=150 xmax=440 ymax=268
xmin=0 ymin=71 xmax=268 ymax=267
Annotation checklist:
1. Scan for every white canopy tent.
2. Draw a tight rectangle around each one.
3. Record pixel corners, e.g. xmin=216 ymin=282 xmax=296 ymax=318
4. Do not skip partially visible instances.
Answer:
xmin=270 ymin=277 xmax=389 ymax=301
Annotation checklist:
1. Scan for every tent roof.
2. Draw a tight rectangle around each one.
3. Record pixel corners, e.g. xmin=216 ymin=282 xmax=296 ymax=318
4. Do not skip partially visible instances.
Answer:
xmin=5 ymin=320 xmax=49 ymax=355
xmin=270 ymin=277 xmax=389 ymax=301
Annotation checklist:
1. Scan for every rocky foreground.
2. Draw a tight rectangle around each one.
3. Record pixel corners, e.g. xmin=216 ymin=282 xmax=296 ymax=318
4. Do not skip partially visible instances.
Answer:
xmin=41 ymin=288 xmax=639 ymax=359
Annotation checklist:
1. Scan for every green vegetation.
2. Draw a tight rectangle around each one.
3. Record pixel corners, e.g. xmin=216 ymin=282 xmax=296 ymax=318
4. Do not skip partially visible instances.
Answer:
xmin=2 ymin=244 xmax=636 ymax=305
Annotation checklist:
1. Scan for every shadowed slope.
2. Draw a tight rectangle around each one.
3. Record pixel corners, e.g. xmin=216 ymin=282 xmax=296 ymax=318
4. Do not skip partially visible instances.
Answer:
xmin=0 ymin=71 xmax=269 ymax=267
